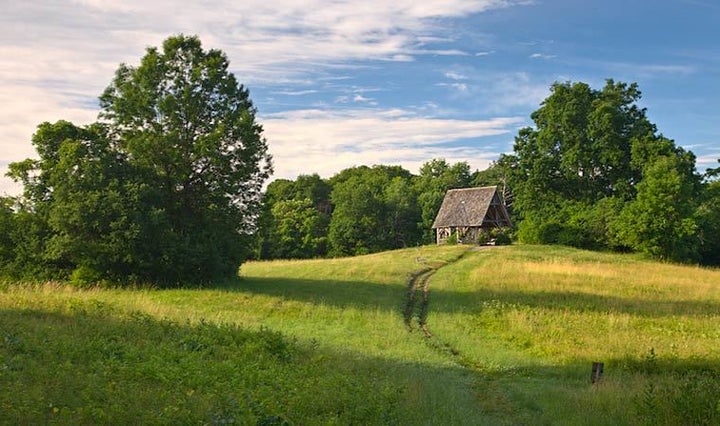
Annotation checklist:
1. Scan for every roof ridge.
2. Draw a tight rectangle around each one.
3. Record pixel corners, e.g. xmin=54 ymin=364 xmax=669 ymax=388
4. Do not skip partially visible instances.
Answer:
xmin=447 ymin=186 xmax=497 ymax=191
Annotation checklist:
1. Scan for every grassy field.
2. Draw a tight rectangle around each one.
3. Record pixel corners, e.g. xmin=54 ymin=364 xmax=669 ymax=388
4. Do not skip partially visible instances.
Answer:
xmin=1 ymin=244 xmax=719 ymax=424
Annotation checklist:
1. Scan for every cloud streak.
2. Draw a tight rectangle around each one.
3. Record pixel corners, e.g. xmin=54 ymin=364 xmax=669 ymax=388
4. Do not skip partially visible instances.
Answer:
xmin=261 ymin=108 xmax=523 ymax=179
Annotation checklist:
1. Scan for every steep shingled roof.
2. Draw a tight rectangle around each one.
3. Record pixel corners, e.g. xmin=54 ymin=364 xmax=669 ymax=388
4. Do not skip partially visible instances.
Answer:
xmin=431 ymin=186 xmax=511 ymax=229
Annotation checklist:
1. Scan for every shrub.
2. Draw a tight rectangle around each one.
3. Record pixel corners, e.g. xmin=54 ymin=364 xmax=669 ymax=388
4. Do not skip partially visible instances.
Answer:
xmin=491 ymin=228 xmax=512 ymax=245
xmin=476 ymin=230 xmax=491 ymax=245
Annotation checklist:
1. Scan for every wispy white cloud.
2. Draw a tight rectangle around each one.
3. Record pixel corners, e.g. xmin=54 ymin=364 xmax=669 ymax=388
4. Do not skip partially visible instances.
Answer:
xmin=436 ymin=68 xmax=551 ymax=112
xmin=2 ymin=0 xmax=521 ymax=86
xmin=444 ymin=71 xmax=468 ymax=80
xmin=260 ymin=108 xmax=523 ymax=179
xmin=270 ymin=89 xmax=319 ymax=96
xmin=697 ymin=153 xmax=720 ymax=167
xmin=483 ymin=72 xmax=552 ymax=112
xmin=352 ymin=94 xmax=377 ymax=105
xmin=438 ymin=82 xmax=470 ymax=93
xmin=0 ymin=84 xmax=98 ymax=161
xmin=411 ymin=48 xmax=469 ymax=56
xmin=530 ymin=53 xmax=557 ymax=59
xmin=596 ymin=60 xmax=696 ymax=78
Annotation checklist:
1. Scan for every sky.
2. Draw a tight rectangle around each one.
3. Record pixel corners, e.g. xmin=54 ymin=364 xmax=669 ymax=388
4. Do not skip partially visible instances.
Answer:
xmin=1 ymin=0 xmax=719 ymax=196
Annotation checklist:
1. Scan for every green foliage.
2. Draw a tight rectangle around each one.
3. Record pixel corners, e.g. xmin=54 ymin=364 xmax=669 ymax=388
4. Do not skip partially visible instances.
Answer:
xmin=475 ymin=228 xmax=512 ymax=246
xmin=328 ymin=165 xmax=421 ymax=256
xmin=635 ymin=370 xmax=720 ymax=426
xmin=255 ymin=174 xmax=331 ymax=259
xmin=517 ymin=202 xmax=594 ymax=248
xmin=267 ymin=199 xmax=328 ymax=259
xmin=476 ymin=230 xmax=491 ymax=245
xmin=0 ymin=305 xmax=402 ymax=424
xmin=471 ymin=161 xmax=507 ymax=188
xmin=612 ymin=156 xmax=700 ymax=262
xmin=0 ymin=198 xmax=16 ymax=273
xmin=263 ymin=174 xmax=332 ymax=213
xmin=505 ymin=79 xmax=708 ymax=263
xmin=490 ymin=227 xmax=512 ymax=245
xmin=256 ymin=159 xmax=511 ymax=260
xmin=70 ymin=264 xmax=106 ymax=287
xmin=696 ymin=179 xmax=720 ymax=265
xmin=6 ymin=35 xmax=271 ymax=285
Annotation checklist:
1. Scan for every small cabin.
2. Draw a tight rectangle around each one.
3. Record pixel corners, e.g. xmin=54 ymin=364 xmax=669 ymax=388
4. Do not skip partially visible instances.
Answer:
xmin=431 ymin=186 xmax=512 ymax=244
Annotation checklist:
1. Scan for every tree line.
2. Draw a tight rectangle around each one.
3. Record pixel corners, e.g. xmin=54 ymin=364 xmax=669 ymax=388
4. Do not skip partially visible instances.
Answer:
xmin=253 ymin=159 xmax=496 ymax=260
xmin=1 ymin=35 xmax=718 ymax=288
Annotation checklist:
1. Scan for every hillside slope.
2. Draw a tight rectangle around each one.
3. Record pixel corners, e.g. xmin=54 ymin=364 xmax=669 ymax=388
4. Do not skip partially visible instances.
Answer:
xmin=2 ymin=245 xmax=719 ymax=424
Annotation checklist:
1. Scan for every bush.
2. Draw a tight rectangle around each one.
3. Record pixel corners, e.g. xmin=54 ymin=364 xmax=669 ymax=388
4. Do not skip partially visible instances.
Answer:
xmin=491 ymin=228 xmax=512 ymax=245
xmin=70 ymin=265 xmax=105 ymax=287
xmin=476 ymin=230 xmax=491 ymax=245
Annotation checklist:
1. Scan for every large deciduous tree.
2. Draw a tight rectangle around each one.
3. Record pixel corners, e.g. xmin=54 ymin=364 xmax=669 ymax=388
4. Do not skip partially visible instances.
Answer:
xmin=501 ymin=79 xmax=705 ymax=262
xmin=8 ymin=35 xmax=272 ymax=285
xmin=693 ymin=161 xmax=720 ymax=265
xmin=611 ymin=156 xmax=700 ymax=261
xmin=266 ymin=199 xmax=328 ymax=259
xmin=254 ymin=174 xmax=331 ymax=259
xmin=328 ymin=166 xmax=420 ymax=256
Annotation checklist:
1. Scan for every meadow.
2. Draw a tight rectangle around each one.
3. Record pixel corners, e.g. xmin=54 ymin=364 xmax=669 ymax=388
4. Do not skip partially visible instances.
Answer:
xmin=1 ymin=244 xmax=719 ymax=424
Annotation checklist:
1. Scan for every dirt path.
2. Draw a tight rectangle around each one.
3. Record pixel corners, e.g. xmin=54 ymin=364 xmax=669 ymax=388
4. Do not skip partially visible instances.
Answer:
xmin=404 ymin=246 xmax=505 ymax=375
xmin=403 ymin=267 xmax=434 ymax=336
xmin=404 ymin=248 xmax=474 ymax=338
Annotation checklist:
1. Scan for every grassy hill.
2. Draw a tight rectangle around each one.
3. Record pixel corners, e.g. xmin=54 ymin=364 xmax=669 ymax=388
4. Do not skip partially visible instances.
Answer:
xmin=1 ymin=245 xmax=719 ymax=424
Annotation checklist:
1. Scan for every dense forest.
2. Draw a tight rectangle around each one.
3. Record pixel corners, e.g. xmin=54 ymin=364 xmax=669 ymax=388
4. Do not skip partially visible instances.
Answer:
xmin=253 ymin=159 xmax=496 ymax=260
xmin=1 ymin=36 xmax=718 ymax=288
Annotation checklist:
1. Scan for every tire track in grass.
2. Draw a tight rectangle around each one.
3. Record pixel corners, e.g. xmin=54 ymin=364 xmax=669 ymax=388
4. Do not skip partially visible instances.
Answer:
xmin=405 ymin=247 xmax=492 ymax=365
xmin=403 ymin=267 xmax=438 ymax=336
xmin=404 ymin=248 xmax=475 ymax=338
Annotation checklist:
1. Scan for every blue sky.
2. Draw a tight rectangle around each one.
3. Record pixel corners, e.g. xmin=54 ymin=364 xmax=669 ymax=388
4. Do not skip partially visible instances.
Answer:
xmin=1 ymin=0 xmax=718 ymax=195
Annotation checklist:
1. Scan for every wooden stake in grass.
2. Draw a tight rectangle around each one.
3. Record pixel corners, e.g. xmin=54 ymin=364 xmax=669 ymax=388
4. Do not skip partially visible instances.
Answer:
xmin=591 ymin=362 xmax=604 ymax=384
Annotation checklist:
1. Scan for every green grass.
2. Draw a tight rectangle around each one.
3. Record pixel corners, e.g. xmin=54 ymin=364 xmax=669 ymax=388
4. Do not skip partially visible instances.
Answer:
xmin=427 ymin=245 xmax=720 ymax=424
xmin=2 ymin=244 xmax=719 ymax=424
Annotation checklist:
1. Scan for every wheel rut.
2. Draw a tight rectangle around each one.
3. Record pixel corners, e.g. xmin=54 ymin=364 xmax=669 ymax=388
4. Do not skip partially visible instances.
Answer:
xmin=404 ymin=247 xmax=502 ymax=374
xmin=404 ymin=249 xmax=471 ymax=338
xmin=404 ymin=267 xmax=434 ymax=337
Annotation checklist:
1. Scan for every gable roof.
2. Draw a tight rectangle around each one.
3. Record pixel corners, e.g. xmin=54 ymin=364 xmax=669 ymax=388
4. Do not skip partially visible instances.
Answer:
xmin=431 ymin=186 xmax=511 ymax=229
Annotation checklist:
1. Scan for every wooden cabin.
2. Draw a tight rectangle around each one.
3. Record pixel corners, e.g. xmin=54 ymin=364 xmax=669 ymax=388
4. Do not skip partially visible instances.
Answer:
xmin=431 ymin=186 xmax=512 ymax=244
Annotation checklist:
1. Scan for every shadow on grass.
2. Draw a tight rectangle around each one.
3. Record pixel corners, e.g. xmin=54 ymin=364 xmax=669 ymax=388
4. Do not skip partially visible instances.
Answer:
xmin=218 ymin=274 xmax=720 ymax=319
xmin=220 ymin=276 xmax=409 ymax=313
xmin=3 ymin=305 xmax=718 ymax=426
xmin=433 ymin=286 xmax=720 ymax=318
xmin=0 ymin=306 xmax=532 ymax=425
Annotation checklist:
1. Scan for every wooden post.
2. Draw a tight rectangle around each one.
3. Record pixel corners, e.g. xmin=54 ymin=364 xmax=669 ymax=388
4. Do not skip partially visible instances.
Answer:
xmin=591 ymin=362 xmax=604 ymax=384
